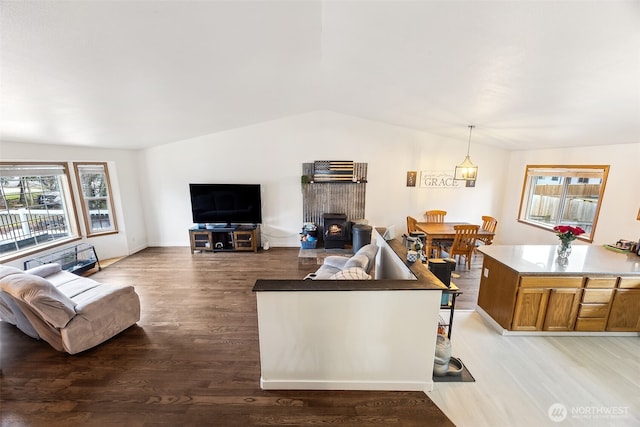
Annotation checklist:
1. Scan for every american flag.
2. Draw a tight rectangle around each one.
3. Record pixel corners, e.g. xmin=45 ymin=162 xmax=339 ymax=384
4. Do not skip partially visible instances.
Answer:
xmin=313 ymin=161 xmax=354 ymax=182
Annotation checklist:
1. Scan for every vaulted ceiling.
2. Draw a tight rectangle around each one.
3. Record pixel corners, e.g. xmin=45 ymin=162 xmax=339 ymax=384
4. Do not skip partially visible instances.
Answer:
xmin=1 ymin=1 xmax=638 ymax=151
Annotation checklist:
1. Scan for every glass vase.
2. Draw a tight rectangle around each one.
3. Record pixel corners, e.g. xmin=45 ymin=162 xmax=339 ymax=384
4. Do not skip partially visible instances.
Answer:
xmin=557 ymin=240 xmax=572 ymax=260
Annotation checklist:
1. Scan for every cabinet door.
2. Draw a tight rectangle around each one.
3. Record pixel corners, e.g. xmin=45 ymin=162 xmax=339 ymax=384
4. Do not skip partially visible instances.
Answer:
xmin=190 ymin=231 xmax=212 ymax=252
xmin=543 ymin=288 xmax=582 ymax=331
xmin=512 ymin=288 xmax=549 ymax=331
xmin=607 ymin=289 xmax=640 ymax=332
xmin=234 ymin=231 xmax=255 ymax=251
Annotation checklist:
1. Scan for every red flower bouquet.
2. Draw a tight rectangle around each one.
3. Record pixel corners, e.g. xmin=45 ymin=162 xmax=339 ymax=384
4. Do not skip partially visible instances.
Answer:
xmin=553 ymin=225 xmax=586 ymax=243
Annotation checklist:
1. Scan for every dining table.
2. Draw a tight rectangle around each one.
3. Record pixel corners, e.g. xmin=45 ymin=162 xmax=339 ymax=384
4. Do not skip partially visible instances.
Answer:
xmin=415 ymin=222 xmax=495 ymax=259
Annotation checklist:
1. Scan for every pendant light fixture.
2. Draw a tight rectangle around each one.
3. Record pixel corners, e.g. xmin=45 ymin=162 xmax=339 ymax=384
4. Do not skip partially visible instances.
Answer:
xmin=454 ymin=125 xmax=478 ymax=181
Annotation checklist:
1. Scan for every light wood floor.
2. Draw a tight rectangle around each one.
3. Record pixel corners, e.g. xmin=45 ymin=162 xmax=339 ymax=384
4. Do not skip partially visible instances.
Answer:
xmin=436 ymin=252 xmax=640 ymax=426
xmin=429 ymin=311 xmax=640 ymax=427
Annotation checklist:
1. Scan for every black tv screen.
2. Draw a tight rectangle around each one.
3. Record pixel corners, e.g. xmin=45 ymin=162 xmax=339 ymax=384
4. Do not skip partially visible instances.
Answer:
xmin=189 ymin=184 xmax=262 ymax=225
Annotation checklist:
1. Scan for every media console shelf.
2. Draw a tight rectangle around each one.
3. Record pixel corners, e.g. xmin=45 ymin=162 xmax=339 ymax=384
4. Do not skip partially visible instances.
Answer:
xmin=189 ymin=225 xmax=261 ymax=253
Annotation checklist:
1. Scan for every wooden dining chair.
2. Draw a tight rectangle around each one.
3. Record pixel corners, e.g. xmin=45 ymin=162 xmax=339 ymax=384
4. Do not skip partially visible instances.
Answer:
xmin=479 ymin=215 xmax=498 ymax=245
xmin=424 ymin=210 xmax=449 ymax=257
xmin=424 ymin=210 xmax=447 ymax=223
xmin=482 ymin=216 xmax=498 ymax=232
xmin=474 ymin=216 xmax=498 ymax=256
xmin=442 ymin=224 xmax=479 ymax=270
xmin=406 ymin=216 xmax=418 ymax=233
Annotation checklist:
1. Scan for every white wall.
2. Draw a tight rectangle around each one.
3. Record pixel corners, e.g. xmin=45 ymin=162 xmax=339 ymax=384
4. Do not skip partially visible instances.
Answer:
xmin=499 ymin=143 xmax=640 ymax=247
xmin=4 ymin=116 xmax=636 ymax=258
xmin=0 ymin=141 xmax=147 ymax=267
xmin=138 ymin=110 xmax=509 ymax=247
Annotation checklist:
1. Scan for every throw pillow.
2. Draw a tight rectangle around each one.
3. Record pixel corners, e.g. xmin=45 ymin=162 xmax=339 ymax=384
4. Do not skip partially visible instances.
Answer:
xmin=329 ymin=267 xmax=371 ymax=280
xmin=0 ymin=273 xmax=76 ymax=328
xmin=25 ymin=263 xmax=62 ymax=278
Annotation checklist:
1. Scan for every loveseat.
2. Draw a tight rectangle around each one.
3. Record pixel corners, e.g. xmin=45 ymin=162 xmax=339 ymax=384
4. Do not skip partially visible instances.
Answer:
xmin=307 ymin=243 xmax=379 ymax=280
xmin=0 ymin=263 xmax=140 ymax=354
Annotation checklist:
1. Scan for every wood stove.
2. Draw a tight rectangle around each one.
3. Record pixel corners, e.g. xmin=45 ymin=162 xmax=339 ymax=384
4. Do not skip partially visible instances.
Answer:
xmin=322 ymin=213 xmax=350 ymax=249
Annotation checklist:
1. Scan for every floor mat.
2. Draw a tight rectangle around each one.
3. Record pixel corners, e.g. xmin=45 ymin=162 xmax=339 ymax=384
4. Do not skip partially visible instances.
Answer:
xmin=433 ymin=359 xmax=475 ymax=382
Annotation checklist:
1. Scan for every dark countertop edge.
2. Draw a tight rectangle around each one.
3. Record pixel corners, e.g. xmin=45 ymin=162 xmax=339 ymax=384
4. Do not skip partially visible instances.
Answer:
xmin=253 ymin=279 xmax=446 ymax=292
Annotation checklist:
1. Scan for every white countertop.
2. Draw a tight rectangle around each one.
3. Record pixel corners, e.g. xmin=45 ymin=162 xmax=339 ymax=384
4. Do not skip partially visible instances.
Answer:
xmin=478 ymin=245 xmax=640 ymax=275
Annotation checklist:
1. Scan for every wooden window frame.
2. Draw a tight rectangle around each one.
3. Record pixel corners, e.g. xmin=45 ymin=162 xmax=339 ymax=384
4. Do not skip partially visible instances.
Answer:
xmin=0 ymin=162 xmax=81 ymax=262
xmin=517 ymin=165 xmax=610 ymax=243
xmin=73 ymin=162 xmax=119 ymax=237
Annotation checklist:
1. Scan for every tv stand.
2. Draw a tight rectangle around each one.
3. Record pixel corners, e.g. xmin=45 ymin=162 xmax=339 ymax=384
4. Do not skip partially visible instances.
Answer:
xmin=189 ymin=225 xmax=261 ymax=253
xmin=206 ymin=223 xmax=233 ymax=231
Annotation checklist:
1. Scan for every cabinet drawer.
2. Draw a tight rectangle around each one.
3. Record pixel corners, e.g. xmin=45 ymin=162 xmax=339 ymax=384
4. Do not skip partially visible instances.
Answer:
xmin=519 ymin=276 xmax=583 ymax=288
xmin=582 ymin=289 xmax=613 ymax=303
xmin=578 ymin=304 xmax=609 ymax=318
xmin=584 ymin=277 xmax=617 ymax=288
xmin=575 ymin=317 xmax=607 ymax=331
xmin=619 ymin=277 xmax=640 ymax=289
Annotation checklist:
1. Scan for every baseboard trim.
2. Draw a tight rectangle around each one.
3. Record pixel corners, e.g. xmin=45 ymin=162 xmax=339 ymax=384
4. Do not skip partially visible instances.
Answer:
xmin=260 ymin=378 xmax=434 ymax=393
xmin=475 ymin=307 xmax=639 ymax=336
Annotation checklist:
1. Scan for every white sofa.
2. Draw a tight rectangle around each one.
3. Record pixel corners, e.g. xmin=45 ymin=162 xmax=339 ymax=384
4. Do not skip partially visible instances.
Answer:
xmin=307 ymin=244 xmax=379 ymax=280
xmin=0 ymin=263 xmax=140 ymax=354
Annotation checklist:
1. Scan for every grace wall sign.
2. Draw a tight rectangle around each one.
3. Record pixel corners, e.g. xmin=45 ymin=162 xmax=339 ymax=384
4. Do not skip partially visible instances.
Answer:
xmin=419 ymin=171 xmax=461 ymax=188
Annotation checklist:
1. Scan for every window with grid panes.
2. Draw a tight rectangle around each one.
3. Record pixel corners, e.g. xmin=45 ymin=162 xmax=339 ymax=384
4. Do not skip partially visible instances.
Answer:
xmin=518 ymin=165 xmax=609 ymax=242
xmin=0 ymin=163 xmax=79 ymax=259
xmin=74 ymin=162 xmax=118 ymax=236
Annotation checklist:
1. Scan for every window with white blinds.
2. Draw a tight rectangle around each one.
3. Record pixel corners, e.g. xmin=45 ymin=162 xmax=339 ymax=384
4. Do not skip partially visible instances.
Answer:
xmin=518 ymin=165 xmax=609 ymax=242
xmin=0 ymin=162 xmax=79 ymax=259
xmin=74 ymin=162 xmax=118 ymax=236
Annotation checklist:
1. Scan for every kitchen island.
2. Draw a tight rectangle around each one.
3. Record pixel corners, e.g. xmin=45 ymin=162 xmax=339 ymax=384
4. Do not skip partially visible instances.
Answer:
xmin=477 ymin=245 xmax=640 ymax=334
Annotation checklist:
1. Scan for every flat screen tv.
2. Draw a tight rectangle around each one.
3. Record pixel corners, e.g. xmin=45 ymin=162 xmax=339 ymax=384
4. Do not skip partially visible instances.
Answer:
xmin=189 ymin=183 xmax=262 ymax=225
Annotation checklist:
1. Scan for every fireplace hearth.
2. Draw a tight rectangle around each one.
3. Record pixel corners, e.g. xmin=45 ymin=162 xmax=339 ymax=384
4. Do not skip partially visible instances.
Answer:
xmin=323 ymin=213 xmax=350 ymax=249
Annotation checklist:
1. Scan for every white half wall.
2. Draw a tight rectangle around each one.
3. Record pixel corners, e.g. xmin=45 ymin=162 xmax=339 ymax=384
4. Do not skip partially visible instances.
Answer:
xmin=255 ymin=289 xmax=441 ymax=392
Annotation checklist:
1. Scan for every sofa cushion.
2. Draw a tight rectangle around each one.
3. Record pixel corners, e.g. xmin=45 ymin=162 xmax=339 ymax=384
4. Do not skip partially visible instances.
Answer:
xmin=353 ymin=244 xmax=379 ymax=274
xmin=343 ymin=254 xmax=369 ymax=270
xmin=329 ymin=267 xmax=371 ymax=280
xmin=0 ymin=273 xmax=77 ymax=328
xmin=0 ymin=265 xmax=22 ymax=280
xmin=322 ymin=256 xmax=350 ymax=270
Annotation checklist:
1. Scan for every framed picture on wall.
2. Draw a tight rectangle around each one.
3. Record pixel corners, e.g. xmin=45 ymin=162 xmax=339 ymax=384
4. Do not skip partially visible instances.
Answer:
xmin=406 ymin=171 xmax=417 ymax=187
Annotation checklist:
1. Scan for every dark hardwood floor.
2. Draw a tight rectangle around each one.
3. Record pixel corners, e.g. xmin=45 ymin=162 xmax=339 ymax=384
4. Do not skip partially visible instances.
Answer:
xmin=1 ymin=247 xmax=456 ymax=426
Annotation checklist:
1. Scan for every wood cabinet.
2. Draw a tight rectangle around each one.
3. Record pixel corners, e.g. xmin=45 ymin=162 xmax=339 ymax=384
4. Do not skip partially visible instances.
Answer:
xmin=606 ymin=277 xmax=640 ymax=332
xmin=478 ymin=246 xmax=640 ymax=334
xmin=512 ymin=277 xmax=582 ymax=331
xmin=190 ymin=230 xmax=214 ymax=252
xmin=189 ymin=226 xmax=261 ymax=253
xmin=575 ymin=277 xmax=616 ymax=331
xmin=508 ymin=276 xmax=640 ymax=332
xmin=233 ymin=229 xmax=259 ymax=252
